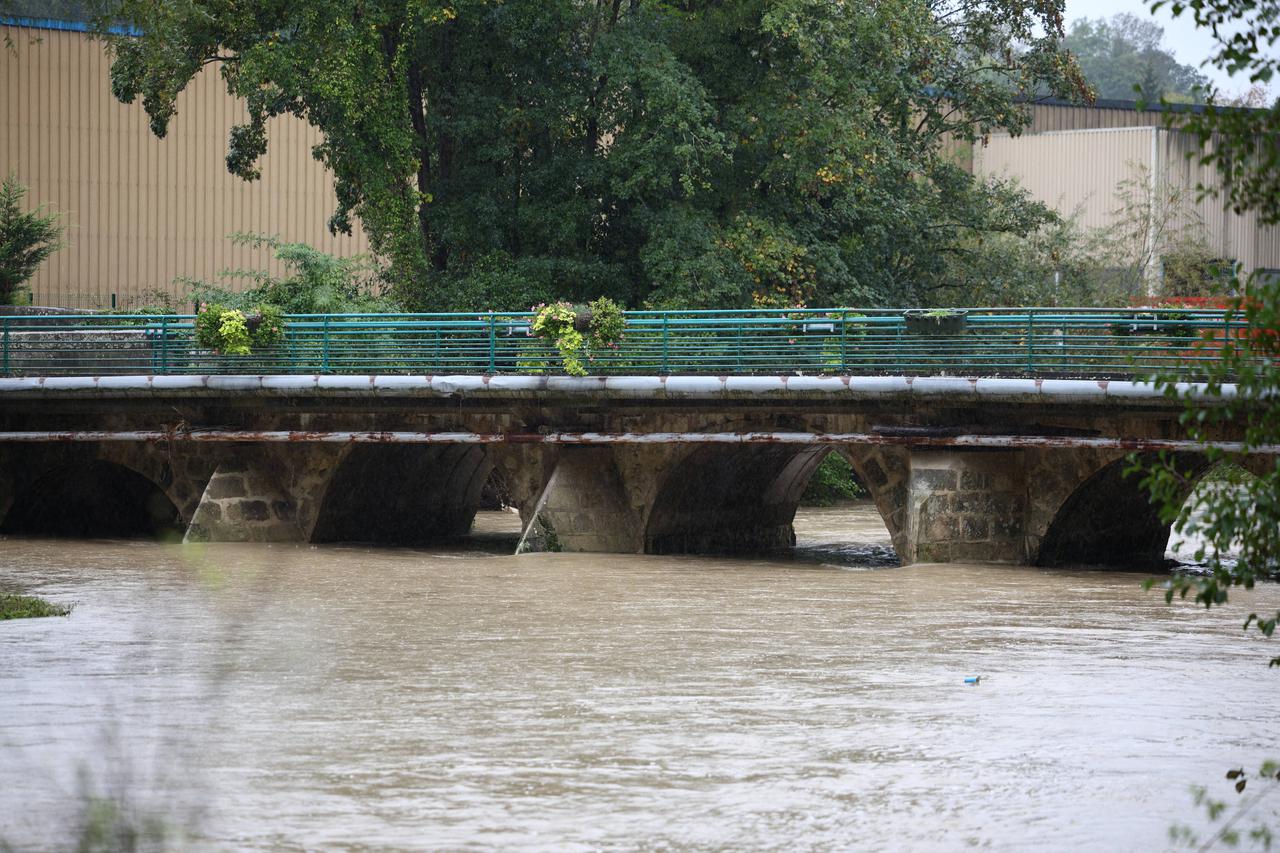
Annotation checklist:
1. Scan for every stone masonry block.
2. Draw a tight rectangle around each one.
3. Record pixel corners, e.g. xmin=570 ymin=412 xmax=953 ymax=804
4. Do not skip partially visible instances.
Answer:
xmin=241 ymin=500 xmax=270 ymax=522
xmin=993 ymin=517 xmax=1023 ymax=539
xmin=954 ymin=492 xmax=996 ymax=515
xmin=864 ymin=458 xmax=888 ymax=487
xmin=207 ymin=476 xmax=246 ymax=500
xmin=919 ymin=495 xmax=951 ymax=519
xmin=912 ymin=469 xmax=957 ymax=491
xmin=961 ymin=516 xmax=991 ymax=541
xmin=950 ymin=541 xmax=1023 ymax=563
xmin=924 ymin=513 xmax=959 ymax=542
xmin=915 ymin=543 xmax=952 ymax=563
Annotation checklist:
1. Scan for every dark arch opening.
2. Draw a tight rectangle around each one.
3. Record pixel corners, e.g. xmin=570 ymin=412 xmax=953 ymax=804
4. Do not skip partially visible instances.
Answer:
xmin=0 ymin=460 xmax=182 ymax=540
xmin=310 ymin=445 xmax=492 ymax=545
xmin=644 ymin=444 xmax=828 ymax=554
xmin=1037 ymin=452 xmax=1210 ymax=568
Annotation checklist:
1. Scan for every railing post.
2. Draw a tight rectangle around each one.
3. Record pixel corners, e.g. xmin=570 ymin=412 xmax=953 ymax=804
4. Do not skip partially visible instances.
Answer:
xmin=661 ymin=315 xmax=670 ymax=375
xmin=1025 ymin=309 xmax=1035 ymax=374
xmin=487 ymin=311 xmax=497 ymax=373
xmin=158 ymin=316 xmax=169 ymax=375
xmin=839 ymin=311 xmax=848 ymax=373
xmin=2 ymin=318 xmax=9 ymax=376
xmin=321 ymin=315 xmax=331 ymax=374
xmin=736 ymin=317 xmax=743 ymax=370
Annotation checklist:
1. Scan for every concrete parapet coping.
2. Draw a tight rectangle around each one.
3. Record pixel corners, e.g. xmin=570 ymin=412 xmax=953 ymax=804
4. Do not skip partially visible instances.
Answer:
xmin=0 ymin=374 xmax=1233 ymax=405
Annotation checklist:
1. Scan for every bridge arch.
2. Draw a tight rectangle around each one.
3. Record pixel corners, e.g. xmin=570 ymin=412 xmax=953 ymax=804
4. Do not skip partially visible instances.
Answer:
xmin=1033 ymin=451 xmax=1213 ymax=567
xmin=0 ymin=455 xmax=183 ymax=539
xmin=640 ymin=439 xmax=907 ymax=557
xmin=309 ymin=444 xmax=493 ymax=545
xmin=643 ymin=443 xmax=827 ymax=554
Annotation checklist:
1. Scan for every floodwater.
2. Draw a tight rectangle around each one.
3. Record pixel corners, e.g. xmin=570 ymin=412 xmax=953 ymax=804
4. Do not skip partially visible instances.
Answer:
xmin=1 ymin=502 xmax=1277 ymax=851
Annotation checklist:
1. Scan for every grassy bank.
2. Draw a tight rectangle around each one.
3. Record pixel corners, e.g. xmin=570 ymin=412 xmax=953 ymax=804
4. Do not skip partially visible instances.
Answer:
xmin=0 ymin=594 xmax=71 ymax=619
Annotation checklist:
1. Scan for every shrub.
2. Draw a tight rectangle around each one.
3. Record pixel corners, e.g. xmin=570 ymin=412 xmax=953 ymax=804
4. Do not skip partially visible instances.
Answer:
xmin=181 ymin=233 xmax=396 ymax=314
xmin=0 ymin=175 xmax=63 ymax=305
xmin=587 ymin=296 xmax=625 ymax=348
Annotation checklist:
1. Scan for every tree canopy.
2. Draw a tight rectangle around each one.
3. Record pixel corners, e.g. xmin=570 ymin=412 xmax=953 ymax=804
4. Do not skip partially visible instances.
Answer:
xmin=1065 ymin=13 xmax=1210 ymax=102
xmin=99 ymin=0 xmax=1090 ymax=310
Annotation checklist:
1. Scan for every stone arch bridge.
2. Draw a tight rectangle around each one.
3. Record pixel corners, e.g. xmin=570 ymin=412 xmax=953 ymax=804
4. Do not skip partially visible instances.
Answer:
xmin=0 ymin=374 xmax=1267 ymax=567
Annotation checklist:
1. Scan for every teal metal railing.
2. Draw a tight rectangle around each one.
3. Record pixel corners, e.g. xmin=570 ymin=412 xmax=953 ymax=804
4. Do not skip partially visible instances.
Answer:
xmin=0 ymin=308 xmax=1248 ymax=378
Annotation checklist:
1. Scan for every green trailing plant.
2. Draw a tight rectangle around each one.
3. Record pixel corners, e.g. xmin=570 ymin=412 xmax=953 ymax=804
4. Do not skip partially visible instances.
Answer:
xmin=529 ymin=297 xmax=627 ymax=375
xmin=195 ymin=302 xmax=285 ymax=356
xmin=531 ymin=302 xmax=586 ymax=376
xmin=0 ymin=175 xmax=63 ymax=305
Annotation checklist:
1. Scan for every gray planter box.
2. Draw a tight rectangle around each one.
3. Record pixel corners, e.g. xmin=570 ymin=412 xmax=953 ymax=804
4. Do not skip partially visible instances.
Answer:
xmin=903 ymin=309 xmax=968 ymax=335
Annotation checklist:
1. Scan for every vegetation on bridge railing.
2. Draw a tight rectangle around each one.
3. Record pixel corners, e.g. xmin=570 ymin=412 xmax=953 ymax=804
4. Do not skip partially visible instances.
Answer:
xmin=0 ymin=307 xmax=1249 ymax=379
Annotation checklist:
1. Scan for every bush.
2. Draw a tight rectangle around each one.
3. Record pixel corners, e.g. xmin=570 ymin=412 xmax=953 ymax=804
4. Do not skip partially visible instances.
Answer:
xmin=0 ymin=175 xmax=63 ymax=305
xmin=181 ymin=233 xmax=396 ymax=314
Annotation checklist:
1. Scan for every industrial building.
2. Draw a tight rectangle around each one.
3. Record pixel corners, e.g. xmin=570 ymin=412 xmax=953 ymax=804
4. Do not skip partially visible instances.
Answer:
xmin=1 ymin=18 xmax=368 ymax=309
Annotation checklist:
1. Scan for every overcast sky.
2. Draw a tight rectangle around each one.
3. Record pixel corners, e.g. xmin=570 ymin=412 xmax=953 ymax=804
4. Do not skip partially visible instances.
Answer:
xmin=1064 ymin=0 xmax=1266 ymax=95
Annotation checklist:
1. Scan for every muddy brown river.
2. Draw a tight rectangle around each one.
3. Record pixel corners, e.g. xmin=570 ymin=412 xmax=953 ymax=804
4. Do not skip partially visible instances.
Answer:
xmin=1 ymin=503 xmax=1277 ymax=851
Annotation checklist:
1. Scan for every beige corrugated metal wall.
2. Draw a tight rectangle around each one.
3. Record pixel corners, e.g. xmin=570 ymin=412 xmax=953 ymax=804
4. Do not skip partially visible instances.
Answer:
xmin=975 ymin=128 xmax=1154 ymax=231
xmin=1 ymin=23 xmax=369 ymax=309
xmin=1159 ymin=130 xmax=1280 ymax=273
xmin=975 ymin=127 xmax=1280 ymax=274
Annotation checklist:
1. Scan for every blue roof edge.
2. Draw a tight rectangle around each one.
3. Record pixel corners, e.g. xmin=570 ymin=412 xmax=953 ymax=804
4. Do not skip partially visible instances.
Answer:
xmin=0 ymin=15 xmax=140 ymax=37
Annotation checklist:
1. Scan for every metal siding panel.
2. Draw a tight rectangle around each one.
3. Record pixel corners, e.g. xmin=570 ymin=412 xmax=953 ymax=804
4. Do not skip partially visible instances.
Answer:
xmin=976 ymin=129 xmax=1155 ymax=231
xmin=2 ymin=24 xmax=368 ymax=308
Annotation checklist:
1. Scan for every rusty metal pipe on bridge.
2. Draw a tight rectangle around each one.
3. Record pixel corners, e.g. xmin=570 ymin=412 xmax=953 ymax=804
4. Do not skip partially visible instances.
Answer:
xmin=0 ymin=430 xmax=1275 ymax=454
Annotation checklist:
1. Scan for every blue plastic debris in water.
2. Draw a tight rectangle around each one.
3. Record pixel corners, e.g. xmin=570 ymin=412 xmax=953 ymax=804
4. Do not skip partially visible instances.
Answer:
xmin=964 ymin=676 xmax=981 ymax=685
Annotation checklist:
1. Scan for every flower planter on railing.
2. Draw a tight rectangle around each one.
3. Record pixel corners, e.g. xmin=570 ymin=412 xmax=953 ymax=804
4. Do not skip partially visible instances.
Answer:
xmin=903 ymin=309 xmax=968 ymax=335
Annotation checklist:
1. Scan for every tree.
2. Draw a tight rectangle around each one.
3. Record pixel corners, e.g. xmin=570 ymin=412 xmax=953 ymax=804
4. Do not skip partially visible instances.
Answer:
xmin=1134 ymin=0 xmax=1280 ymax=842
xmin=96 ymin=0 xmax=1089 ymax=310
xmin=1138 ymin=0 xmax=1280 ymax=634
xmin=1151 ymin=0 xmax=1280 ymax=226
xmin=0 ymin=176 xmax=63 ymax=305
xmin=1065 ymin=14 xmax=1211 ymax=102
